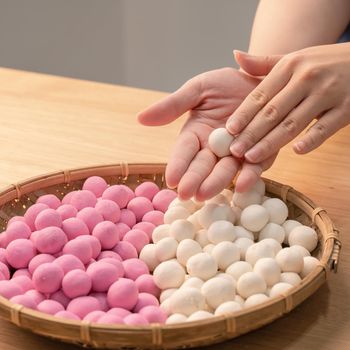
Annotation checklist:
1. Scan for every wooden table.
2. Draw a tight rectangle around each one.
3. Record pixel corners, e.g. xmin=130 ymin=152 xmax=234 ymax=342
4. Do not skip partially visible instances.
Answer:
xmin=0 ymin=67 xmax=349 ymax=350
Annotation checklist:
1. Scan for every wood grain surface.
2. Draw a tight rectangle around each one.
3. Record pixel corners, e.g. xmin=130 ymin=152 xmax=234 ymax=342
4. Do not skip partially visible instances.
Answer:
xmin=0 ymin=67 xmax=349 ymax=350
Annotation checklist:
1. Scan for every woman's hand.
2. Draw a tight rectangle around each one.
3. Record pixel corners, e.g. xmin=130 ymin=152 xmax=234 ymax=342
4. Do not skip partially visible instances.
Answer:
xmin=226 ymin=43 xmax=350 ymax=163
xmin=138 ymin=68 xmax=277 ymax=200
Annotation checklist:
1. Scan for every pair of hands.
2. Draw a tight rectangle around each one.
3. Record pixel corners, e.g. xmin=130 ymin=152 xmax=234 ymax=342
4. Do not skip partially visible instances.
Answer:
xmin=138 ymin=43 xmax=350 ymax=201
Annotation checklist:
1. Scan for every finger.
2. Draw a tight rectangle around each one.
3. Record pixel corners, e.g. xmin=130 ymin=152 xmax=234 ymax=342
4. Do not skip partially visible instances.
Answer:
xmin=228 ymin=80 xmax=306 ymax=157
xmin=244 ymin=96 xmax=331 ymax=163
xmin=235 ymin=152 xmax=278 ymax=192
xmin=225 ymin=64 xmax=292 ymax=141
xmin=137 ymin=77 xmax=201 ymax=126
xmin=293 ymin=108 xmax=347 ymax=154
xmin=235 ymin=163 xmax=263 ymax=193
xmin=165 ymin=131 xmax=200 ymax=189
xmin=195 ymin=156 xmax=240 ymax=201
xmin=260 ymin=151 xmax=279 ymax=171
xmin=176 ymin=148 xmax=217 ymax=200
xmin=234 ymin=50 xmax=283 ymax=76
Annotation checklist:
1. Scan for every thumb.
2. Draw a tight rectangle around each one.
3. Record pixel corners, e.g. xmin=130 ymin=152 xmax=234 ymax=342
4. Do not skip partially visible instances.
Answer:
xmin=234 ymin=50 xmax=283 ymax=76
xmin=137 ymin=77 xmax=201 ymax=126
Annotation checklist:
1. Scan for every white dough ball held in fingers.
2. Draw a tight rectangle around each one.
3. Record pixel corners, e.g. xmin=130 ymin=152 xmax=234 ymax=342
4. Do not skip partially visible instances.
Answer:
xmin=208 ymin=128 xmax=235 ymax=158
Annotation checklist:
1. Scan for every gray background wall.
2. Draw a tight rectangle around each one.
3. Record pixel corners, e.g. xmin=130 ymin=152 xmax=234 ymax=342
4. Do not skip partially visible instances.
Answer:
xmin=0 ymin=0 xmax=259 ymax=92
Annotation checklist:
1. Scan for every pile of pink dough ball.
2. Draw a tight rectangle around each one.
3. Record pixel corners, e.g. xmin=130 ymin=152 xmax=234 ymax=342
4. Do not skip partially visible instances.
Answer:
xmin=0 ymin=177 xmax=177 ymax=325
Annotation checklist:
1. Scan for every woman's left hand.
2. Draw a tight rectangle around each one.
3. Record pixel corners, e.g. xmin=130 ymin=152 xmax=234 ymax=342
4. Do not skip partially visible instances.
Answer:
xmin=226 ymin=43 xmax=350 ymax=163
xmin=138 ymin=68 xmax=276 ymax=200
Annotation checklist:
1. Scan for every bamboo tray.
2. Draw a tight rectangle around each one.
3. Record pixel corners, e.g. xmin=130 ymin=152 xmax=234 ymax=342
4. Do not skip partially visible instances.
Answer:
xmin=0 ymin=163 xmax=341 ymax=349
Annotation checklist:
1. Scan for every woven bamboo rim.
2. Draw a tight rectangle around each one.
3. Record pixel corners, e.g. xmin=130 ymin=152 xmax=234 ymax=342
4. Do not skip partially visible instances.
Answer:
xmin=0 ymin=163 xmax=341 ymax=349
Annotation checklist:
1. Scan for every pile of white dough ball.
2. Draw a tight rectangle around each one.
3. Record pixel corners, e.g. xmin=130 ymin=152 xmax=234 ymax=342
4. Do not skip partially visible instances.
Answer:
xmin=139 ymin=178 xmax=320 ymax=324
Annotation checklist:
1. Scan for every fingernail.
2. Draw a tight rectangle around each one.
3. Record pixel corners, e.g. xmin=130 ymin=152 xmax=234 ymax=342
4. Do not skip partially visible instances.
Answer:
xmin=167 ymin=184 xmax=177 ymax=190
xmin=245 ymin=147 xmax=262 ymax=162
xmin=230 ymin=142 xmax=245 ymax=157
xmin=233 ymin=49 xmax=248 ymax=56
xmin=294 ymin=141 xmax=305 ymax=153
xmin=226 ymin=120 xmax=240 ymax=135
xmin=233 ymin=49 xmax=242 ymax=58
xmin=165 ymin=179 xmax=178 ymax=189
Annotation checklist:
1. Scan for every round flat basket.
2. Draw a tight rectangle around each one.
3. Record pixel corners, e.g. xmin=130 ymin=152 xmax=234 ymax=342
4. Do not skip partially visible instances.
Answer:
xmin=0 ymin=163 xmax=341 ymax=349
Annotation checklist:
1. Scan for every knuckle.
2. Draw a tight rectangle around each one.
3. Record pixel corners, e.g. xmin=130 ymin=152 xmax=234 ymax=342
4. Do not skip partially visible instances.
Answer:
xmin=280 ymin=53 xmax=302 ymax=71
xmin=306 ymin=121 xmax=329 ymax=149
xmin=281 ymin=118 xmax=298 ymax=136
xmin=299 ymin=67 xmax=321 ymax=82
xmin=249 ymin=89 xmax=268 ymax=107
xmin=262 ymin=104 xmax=280 ymax=124
xmin=313 ymin=122 xmax=327 ymax=139
xmin=235 ymin=109 xmax=251 ymax=124
xmin=263 ymin=55 xmax=275 ymax=69
xmin=305 ymin=133 xmax=317 ymax=148
xmin=290 ymin=53 xmax=304 ymax=65
xmin=322 ymin=76 xmax=339 ymax=92
xmin=241 ymin=128 xmax=258 ymax=146
xmin=221 ymin=157 xmax=238 ymax=175
xmin=186 ymin=169 xmax=202 ymax=181
xmin=259 ymin=138 xmax=274 ymax=154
